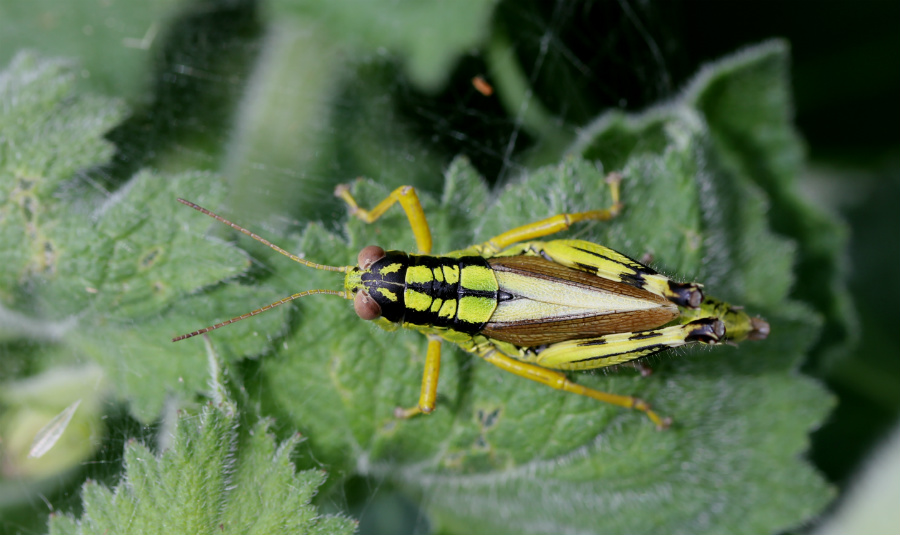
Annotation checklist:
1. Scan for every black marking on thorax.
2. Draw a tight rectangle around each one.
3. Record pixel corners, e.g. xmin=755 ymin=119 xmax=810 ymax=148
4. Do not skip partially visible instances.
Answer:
xmin=361 ymin=251 xmax=495 ymax=333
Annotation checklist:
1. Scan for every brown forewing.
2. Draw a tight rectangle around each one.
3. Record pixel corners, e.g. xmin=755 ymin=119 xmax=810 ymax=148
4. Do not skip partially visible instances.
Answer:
xmin=482 ymin=256 xmax=678 ymax=346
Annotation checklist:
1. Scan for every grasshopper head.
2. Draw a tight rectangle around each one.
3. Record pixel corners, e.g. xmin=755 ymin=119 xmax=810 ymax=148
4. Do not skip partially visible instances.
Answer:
xmin=344 ymin=245 xmax=412 ymax=323
xmin=345 ymin=245 xmax=388 ymax=321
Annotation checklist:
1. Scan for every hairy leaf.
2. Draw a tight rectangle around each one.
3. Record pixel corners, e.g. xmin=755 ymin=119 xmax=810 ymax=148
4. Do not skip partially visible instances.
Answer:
xmin=0 ymin=52 xmax=285 ymax=420
xmin=47 ymin=401 xmax=356 ymax=535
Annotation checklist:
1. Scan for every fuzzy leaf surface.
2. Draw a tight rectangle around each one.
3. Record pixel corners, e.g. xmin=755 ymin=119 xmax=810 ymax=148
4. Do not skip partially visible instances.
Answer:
xmin=47 ymin=402 xmax=356 ymax=535
xmin=0 ymin=52 xmax=285 ymax=420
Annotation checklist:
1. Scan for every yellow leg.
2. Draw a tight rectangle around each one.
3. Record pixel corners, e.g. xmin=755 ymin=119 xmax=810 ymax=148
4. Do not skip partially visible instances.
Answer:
xmin=477 ymin=172 xmax=622 ymax=254
xmin=479 ymin=347 xmax=669 ymax=429
xmin=395 ymin=335 xmax=443 ymax=418
xmin=335 ymin=184 xmax=432 ymax=254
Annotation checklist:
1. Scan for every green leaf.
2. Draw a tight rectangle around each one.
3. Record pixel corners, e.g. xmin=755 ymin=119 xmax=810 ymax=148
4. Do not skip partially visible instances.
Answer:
xmin=46 ymin=400 xmax=356 ymax=535
xmin=0 ymin=52 xmax=286 ymax=420
xmin=252 ymin=43 xmax=836 ymax=534
xmin=269 ymin=0 xmax=499 ymax=91
xmin=0 ymin=0 xmax=183 ymax=98
xmin=686 ymin=41 xmax=855 ymax=369
xmin=0 ymin=51 xmax=125 ymax=305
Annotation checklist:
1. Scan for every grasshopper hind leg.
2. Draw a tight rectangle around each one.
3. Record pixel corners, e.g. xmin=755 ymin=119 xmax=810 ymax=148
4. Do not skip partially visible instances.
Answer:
xmin=475 ymin=318 xmax=726 ymax=428
xmin=476 ymin=347 xmax=671 ymax=429
xmin=532 ymin=318 xmax=725 ymax=371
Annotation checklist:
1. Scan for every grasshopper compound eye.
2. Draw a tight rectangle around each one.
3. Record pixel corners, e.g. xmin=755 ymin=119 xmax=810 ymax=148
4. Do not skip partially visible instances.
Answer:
xmin=353 ymin=290 xmax=381 ymax=320
xmin=357 ymin=245 xmax=385 ymax=270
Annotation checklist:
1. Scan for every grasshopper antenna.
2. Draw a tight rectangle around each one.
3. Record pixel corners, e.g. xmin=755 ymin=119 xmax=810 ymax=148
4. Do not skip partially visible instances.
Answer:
xmin=176 ymin=198 xmax=351 ymax=272
xmin=173 ymin=199 xmax=354 ymax=342
xmin=173 ymin=289 xmax=345 ymax=341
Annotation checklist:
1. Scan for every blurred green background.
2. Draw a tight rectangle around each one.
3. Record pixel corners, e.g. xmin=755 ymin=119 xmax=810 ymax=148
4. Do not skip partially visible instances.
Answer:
xmin=1 ymin=0 xmax=897 ymax=533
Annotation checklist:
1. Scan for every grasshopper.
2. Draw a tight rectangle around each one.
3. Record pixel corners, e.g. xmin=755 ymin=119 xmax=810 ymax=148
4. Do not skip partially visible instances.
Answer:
xmin=174 ymin=175 xmax=769 ymax=428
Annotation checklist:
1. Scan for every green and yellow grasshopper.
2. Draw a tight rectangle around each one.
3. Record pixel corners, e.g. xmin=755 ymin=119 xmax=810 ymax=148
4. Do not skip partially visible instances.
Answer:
xmin=174 ymin=174 xmax=769 ymax=428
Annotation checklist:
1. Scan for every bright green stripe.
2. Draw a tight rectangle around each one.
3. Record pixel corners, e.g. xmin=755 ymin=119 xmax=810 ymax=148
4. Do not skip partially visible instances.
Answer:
xmin=443 ymin=264 xmax=459 ymax=284
xmin=378 ymin=262 xmax=403 ymax=275
xmin=376 ymin=287 xmax=398 ymax=302
xmin=459 ymin=265 xmax=498 ymax=292
xmin=438 ymin=299 xmax=457 ymax=319
xmin=457 ymin=296 xmax=495 ymax=324
xmin=406 ymin=290 xmax=432 ymax=312
xmin=407 ymin=265 xmax=433 ymax=284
